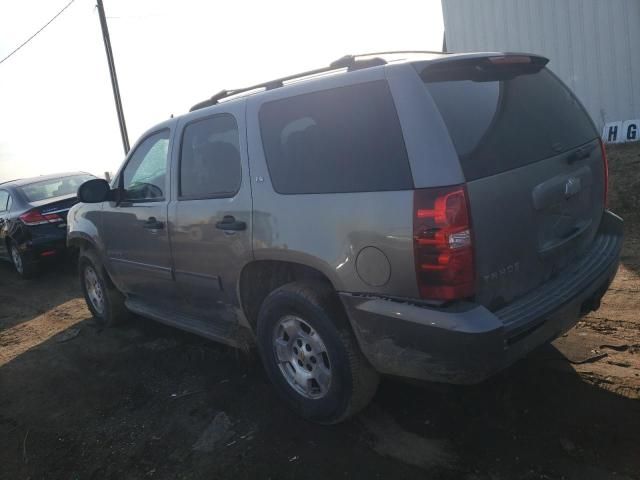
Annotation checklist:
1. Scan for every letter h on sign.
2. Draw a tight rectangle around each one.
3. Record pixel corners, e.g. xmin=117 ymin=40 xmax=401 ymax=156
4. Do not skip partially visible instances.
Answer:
xmin=603 ymin=122 xmax=622 ymax=143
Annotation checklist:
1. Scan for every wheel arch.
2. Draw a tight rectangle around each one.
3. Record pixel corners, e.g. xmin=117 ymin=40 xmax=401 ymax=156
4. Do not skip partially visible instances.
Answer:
xmin=238 ymin=260 xmax=343 ymax=332
xmin=72 ymin=233 xmax=119 ymax=289
xmin=67 ymin=231 xmax=99 ymax=252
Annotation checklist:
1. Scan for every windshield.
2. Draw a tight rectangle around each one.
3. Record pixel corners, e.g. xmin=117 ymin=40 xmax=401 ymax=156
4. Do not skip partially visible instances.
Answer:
xmin=20 ymin=174 xmax=95 ymax=203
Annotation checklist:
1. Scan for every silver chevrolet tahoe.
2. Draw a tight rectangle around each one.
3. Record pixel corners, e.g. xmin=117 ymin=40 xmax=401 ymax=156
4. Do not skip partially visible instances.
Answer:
xmin=68 ymin=52 xmax=623 ymax=423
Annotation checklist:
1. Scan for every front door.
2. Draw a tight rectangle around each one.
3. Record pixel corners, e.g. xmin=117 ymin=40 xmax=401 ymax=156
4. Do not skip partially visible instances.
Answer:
xmin=102 ymin=128 xmax=176 ymax=304
xmin=169 ymin=109 xmax=252 ymax=321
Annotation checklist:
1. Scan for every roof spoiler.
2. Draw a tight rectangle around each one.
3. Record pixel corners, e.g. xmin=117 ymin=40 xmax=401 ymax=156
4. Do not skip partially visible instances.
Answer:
xmin=421 ymin=53 xmax=549 ymax=82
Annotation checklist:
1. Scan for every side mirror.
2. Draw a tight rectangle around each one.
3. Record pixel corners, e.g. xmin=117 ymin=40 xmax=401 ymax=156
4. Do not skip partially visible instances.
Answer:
xmin=78 ymin=178 xmax=112 ymax=203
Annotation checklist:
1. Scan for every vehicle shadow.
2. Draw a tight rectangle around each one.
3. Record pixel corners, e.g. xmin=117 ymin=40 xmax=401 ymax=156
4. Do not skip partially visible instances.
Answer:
xmin=0 ymin=307 xmax=638 ymax=479
xmin=0 ymin=259 xmax=80 ymax=332
xmin=372 ymin=344 xmax=640 ymax=479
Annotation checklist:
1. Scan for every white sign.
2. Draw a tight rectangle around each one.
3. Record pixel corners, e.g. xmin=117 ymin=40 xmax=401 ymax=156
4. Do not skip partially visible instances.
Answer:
xmin=602 ymin=119 xmax=639 ymax=143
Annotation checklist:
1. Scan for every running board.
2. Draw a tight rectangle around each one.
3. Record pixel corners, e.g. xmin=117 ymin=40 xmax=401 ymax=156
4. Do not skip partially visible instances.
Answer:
xmin=125 ymin=297 xmax=242 ymax=349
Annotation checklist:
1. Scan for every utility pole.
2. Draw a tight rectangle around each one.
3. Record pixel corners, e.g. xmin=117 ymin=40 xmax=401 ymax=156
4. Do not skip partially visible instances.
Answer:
xmin=96 ymin=0 xmax=130 ymax=154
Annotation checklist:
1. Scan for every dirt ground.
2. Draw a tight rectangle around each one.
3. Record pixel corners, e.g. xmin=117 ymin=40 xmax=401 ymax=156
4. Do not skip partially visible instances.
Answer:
xmin=1 ymin=144 xmax=639 ymax=480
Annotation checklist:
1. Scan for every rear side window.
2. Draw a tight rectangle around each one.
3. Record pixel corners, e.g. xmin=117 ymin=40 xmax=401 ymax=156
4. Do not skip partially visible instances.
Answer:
xmin=421 ymin=65 xmax=597 ymax=181
xmin=259 ymin=81 xmax=412 ymax=194
xmin=180 ymin=114 xmax=241 ymax=198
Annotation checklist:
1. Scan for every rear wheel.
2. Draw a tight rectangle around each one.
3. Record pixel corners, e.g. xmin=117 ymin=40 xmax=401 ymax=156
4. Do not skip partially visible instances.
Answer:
xmin=79 ymin=249 xmax=128 ymax=326
xmin=9 ymin=242 xmax=37 ymax=278
xmin=256 ymin=282 xmax=379 ymax=424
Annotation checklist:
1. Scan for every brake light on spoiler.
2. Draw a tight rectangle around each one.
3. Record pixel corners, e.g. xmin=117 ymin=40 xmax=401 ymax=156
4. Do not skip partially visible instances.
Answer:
xmin=487 ymin=55 xmax=533 ymax=65
xmin=413 ymin=185 xmax=475 ymax=301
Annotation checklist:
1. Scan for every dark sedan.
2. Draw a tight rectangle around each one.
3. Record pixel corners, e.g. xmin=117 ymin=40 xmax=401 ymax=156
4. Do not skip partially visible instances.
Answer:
xmin=0 ymin=172 xmax=96 ymax=277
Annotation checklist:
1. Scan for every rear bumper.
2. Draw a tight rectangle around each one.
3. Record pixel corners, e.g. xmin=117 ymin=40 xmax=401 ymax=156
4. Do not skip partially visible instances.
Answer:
xmin=16 ymin=225 xmax=69 ymax=261
xmin=340 ymin=210 xmax=623 ymax=384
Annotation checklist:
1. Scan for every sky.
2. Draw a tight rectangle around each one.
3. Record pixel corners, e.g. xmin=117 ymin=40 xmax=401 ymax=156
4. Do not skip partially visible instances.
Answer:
xmin=0 ymin=0 xmax=444 ymax=182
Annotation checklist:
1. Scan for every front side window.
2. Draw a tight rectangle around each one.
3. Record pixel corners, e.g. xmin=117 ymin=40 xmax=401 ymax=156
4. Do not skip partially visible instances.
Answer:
xmin=0 ymin=190 xmax=9 ymax=212
xmin=122 ymin=130 xmax=170 ymax=201
xmin=259 ymin=81 xmax=413 ymax=194
xmin=180 ymin=114 xmax=241 ymax=198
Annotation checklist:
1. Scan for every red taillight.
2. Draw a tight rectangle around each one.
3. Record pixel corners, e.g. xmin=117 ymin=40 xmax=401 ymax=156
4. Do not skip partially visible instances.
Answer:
xmin=414 ymin=185 xmax=475 ymax=301
xmin=599 ymin=139 xmax=609 ymax=206
xmin=19 ymin=209 xmax=63 ymax=226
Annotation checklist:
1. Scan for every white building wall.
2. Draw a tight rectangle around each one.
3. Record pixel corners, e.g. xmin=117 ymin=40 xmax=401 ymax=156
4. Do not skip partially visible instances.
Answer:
xmin=441 ymin=0 xmax=640 ymax=138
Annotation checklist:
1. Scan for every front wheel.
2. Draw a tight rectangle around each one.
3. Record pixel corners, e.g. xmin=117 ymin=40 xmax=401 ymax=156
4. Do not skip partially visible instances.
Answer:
xmin=79 ymin=249 xmax=128 ymax=326
xmin=256 ymin=282 xmax=379 ymax=424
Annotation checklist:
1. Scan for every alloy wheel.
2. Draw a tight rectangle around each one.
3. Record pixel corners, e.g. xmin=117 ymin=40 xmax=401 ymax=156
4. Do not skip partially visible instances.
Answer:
xmin=272 ymin=315 xmax=332 ymax=399
xmin=10 ymin=245 xmax=23 ymax=275
xmin=84 ymin=265 xmax=105 ymax=315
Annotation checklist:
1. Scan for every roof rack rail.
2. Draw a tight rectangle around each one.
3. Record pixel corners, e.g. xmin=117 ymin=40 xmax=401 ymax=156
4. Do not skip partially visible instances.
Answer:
xmin=189 ymin=51 xmax=451 ymax=111
xmin=189 ymin=53 xmax=391 ymax=112
xmin=351 ymin=50 xmax=452 ymax=57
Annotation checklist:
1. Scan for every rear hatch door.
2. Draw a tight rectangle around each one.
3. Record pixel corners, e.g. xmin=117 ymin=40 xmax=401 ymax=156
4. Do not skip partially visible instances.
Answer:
xmin=419 ymin=56 xmax=605 ymax=309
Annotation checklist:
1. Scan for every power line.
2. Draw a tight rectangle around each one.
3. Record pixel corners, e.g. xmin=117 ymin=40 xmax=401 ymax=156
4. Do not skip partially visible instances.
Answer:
xmin=0 ymin=0 xmax=76 ymax=66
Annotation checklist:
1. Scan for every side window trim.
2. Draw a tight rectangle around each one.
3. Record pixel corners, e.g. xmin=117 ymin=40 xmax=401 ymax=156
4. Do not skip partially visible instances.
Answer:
xmin=177 ymin=112 xmax=242 ymax=201
xmin=118 ymin=128 xmax=171 ymax=204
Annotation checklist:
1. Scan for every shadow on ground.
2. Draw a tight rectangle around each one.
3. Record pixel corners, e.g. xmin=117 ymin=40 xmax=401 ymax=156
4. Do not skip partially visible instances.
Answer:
xmin=0 ymin=302 xmax=638 ymax=479
xmin=0 ymin=259 xmax=80 ymax=331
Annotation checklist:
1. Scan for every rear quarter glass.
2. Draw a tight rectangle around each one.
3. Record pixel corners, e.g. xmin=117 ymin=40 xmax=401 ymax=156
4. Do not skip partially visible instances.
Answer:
xmin=419 ymin=65 xmax=598 ymax=181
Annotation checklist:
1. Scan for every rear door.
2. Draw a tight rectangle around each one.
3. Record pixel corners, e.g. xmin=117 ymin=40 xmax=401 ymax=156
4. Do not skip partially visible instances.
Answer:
xmin=419 ymin=56 xmax=605 ymax=309
xmin=102 ymin=128 xmax=176 ymax=303
xmin=168 ymin=105 xmax=252 ymax=320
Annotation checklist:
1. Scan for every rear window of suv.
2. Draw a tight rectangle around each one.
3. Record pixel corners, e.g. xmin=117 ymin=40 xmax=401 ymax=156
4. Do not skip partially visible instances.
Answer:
xmin=420 ymin=63 xmax=597 ymax=181
xmin=259 ymin=81 xmax=413 ymax=194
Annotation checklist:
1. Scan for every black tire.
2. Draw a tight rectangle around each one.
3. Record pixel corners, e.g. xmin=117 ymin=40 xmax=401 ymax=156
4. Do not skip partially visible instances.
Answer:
xmin=8 ymin=241 xmax=37 ymax=279
xmin=79 ymin=249 xmax=128 ymax=327
xmin=256 ymin=281 xmax=379 ymax=424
